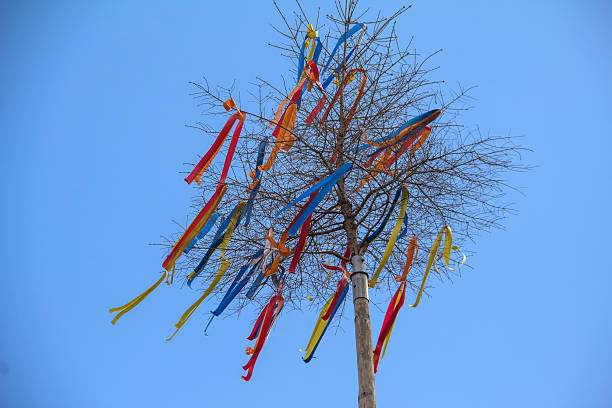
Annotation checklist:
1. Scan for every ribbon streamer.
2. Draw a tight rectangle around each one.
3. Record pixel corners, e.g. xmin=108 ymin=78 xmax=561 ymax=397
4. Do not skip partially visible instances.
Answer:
xmin=369 ymin=185 xmax=409 ymax=287
xmin=187 ymin=201 xmax=245 ymax=286
xmin=108 ymin=271 xmax=167 ymax=325
xmin=320 ymin=24 xmax=366 ymax=89
xmin=373 ymin=281 xmax=406 ymax=372
xmin=302 ymin=279 xmax=350 ymax=363
xmin=396 ymin=235 xmax=418 ymax=282
xmin=185 ymin=98 xmax=246 ymax=185
xmin=275 ymin=162 xmax=353 ymax=237
xmin=183 ymin=213 xmax=219 ymax=254
xmin=410 ymin=226 xmax=462 ymax=308
xmin=161 ymin=183 xmax=227 ymax=277
xmin=296 ymin=24 xmax=318 ymax=84
xmin=166 ymin=202 xmax=245 ymax=341
xmin=363 ymin=186 xmax=402 ymax=246
xmin=242 ymin=295 xmax=284 ymax=381
xmin=356 ymin=109 xmax=440 ymax=153
xmin=203 ymin=250 xmax=265 ymax=333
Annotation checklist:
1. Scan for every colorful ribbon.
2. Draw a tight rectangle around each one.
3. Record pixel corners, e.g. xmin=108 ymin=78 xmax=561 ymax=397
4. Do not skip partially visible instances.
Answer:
xmin=355 ymin=126 xmax=432 ymax=192
xmin=276 ymin=162 xmax=353 ymax=237
xmin=320 ymin=24 xmax=366 ymax=89
xmin=369 ymin=185 xmax=409 ymax=287
xmin=108 ymin=271 xmax=167 ymax=325
xmin=162 ymin=183 xmax=227 ymax=278
xmin=201 ymin=250 xmax=266 ymax=334
xmin=302 ymin=279 xmax=350 ymax=363
xmin=356 ymin=109 xmax=440 ymax=153
xmin=166 ymin=201 xmax=245 ymax=341
xmin=396 ymin=235 xmax=418 ymax=282
xmin=363 ymin=186 xmax=402 ymax=246
xmin=373 ymin=281 xmax=406 ymax=373
xmin=185 ymin=99 xmax=246 ymax=185
xmin=242 ymin=294 xmax=284 ymax=381
xmin=183 ymin=213 xmax=219 ymax=254
xmin=296 ymin=24 xmax=319 ymax=84
xmin=410 ymin=226 xmax=464 ymax=308
xmin=187 ymin=201 xmax=245 ymax=286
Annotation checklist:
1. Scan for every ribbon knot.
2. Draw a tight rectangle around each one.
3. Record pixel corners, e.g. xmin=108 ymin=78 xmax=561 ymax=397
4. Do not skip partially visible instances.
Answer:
xmin=223 ymin=97 xmax=246 ymax=122
xmin=306 ymin=24 xmax=318 ymax=40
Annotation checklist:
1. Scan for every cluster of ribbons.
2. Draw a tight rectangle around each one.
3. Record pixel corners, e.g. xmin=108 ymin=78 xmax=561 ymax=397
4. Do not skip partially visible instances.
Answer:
xmin=108 ymin=20 xmax=460 ymax=380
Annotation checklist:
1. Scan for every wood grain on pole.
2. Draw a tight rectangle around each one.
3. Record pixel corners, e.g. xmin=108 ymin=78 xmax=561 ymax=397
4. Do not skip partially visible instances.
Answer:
xmin=351 ymin=256 xmax=376 ymax=408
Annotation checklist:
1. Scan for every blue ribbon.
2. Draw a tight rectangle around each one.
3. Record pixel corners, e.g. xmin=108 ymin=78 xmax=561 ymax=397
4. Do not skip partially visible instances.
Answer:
xmin=319 ymin=24 xmax=365 ymax=87
xmin=183 ymin=213 xmax=219 ymax=254
xmin=187 ymin=203 xmax=245 ymax=287
xmin=210 ymin=249 xmax=264 ymax=317
xmin=243 ymin=139 xmax=268 ymax=227
xmin=397 ymin=211 xmax=409 ymax=240
xmin=363 ymin=187 xmax=402 ymax=246
xmin=246 ymin=267 xmax=268 ymax=299
xmin=275 ymin=162 xmax=353 ymax=237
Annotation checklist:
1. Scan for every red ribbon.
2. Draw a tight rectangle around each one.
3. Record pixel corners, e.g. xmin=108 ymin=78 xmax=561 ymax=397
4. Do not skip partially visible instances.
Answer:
xmin=161 ymin=183 xmax=226 ymax=271
xmin=321 ymin=276 xmax=348 ymax=321
xmin=373 ymin=282 xmax=406 ymax=373
xmin=241 ymin=295 xmax=284 ymax=381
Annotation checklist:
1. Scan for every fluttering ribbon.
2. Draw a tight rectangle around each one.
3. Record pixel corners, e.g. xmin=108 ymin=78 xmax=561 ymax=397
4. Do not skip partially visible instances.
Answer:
xmin=185 ymin=98 xmax=246 ymax=185
xmin=183 ymin=213 xmax=219 ymax=254
xmin=320 ymin=24 xmax=366 ymax=89
xmin=108 ymin=271 xmax=167 ymax=325
xmin=288 ymin=215 xmax=311 ymax=274
xmin=187 ymin=201 xmax=245 ymax=286
xmin=302 ymin=278 xmax=350 ymax=363
xmin=275 ymin=162 xmax=353 ymax=237
xmin=211 ymin=250 xmax=264 ymax=316
xmin=369 ymin=185 xmax=409 ymax=287
xmin=355 ymin=126 xmax=432 ymax=192
xmin=356 ymin=109 xmax=441 ymax=153
xmin=242 ymin=294 xmax=284 ymax=381
xmin=162 ymin=183 xmax=227 ymax=281
xmin=243 ymin=139 xmax=268 ymax=228
xmin=287 ymin=191 xmax=317 ymax=273
xmin=372 ymin=281 xmax=406 ymax=373
xmin=363 ymin=186 xmax=402 ymax=247
xmin=166 ymin=201 xmax=245 ymax=341
xmin=256 ymin=63 xmax=317 ymax=180
xmin=202 ymin=250 xmax=265 ymax=333
xmin=410 ymin=226 xmax=464 ymax=308
xmin=321 ymin=275 xmax=348 ymax=320
xmin=296 ymin=24 xmax=319 ymax=84
xmin=396 ymin=235 xmax=418 ymax=282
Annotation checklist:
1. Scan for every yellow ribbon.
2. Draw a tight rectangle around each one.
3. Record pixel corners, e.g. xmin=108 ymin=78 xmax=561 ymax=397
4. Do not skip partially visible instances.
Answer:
xmin=333 ymin=72 xmax=355 ymax=87
xmin=369 ymin=185 xmax=409 ymax=287
xmin=299 ymin=24 xmax=318 ymax=82
xmin=410 ymin=226 xmax=458 ymax=308
xmin=109 ymin=271 xmax=167 ymax=325
xmin=167 ymin=201 xmax=246 ymax=341
xmin=302 ymin=292 xmax=335 ymax=361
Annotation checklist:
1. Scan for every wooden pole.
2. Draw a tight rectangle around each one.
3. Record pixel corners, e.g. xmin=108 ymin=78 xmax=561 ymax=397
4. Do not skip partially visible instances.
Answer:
xmin=350 ymin=255 xmax=376 ymax=408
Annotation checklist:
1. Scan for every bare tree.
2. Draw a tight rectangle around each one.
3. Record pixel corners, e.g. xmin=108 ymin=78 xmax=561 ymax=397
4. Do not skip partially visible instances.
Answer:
xmin=110 ymin=1 xmax=527 ymax=407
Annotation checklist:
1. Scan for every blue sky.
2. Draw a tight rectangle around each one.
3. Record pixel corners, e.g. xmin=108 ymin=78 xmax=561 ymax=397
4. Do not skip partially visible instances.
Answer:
xmin=1 ymin=1 xmax=611 ymax=407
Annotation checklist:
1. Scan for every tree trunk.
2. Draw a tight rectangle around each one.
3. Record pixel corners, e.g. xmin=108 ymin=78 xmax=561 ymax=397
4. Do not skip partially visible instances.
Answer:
xmin=350 ymin=255 xmax=376 ymax=408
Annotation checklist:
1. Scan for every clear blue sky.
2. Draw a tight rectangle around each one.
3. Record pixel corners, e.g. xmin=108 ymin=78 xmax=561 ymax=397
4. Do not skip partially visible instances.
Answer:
xmin=1 ymin=1 xmax=611 ymax=407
